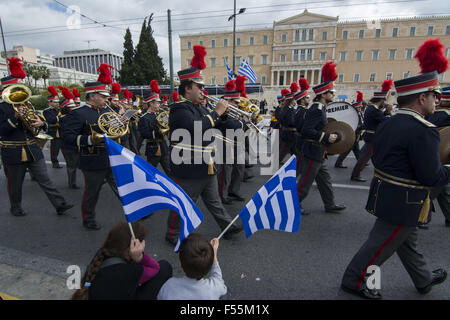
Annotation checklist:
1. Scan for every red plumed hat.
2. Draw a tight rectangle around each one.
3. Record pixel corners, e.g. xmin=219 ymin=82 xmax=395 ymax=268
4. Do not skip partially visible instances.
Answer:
xmin=321 ymin=61 xmax=338 ymax=83
xmin=172 ymin=91 xmax=180 ymax=102
xmin=225 ymin=80 xmax=236 ymax=91
xmin=123 ymin=88 xmax=133 ymax=100
xmin=72 ymin=88 xmax=81 ymax=97
xmin=415 ymin=38 xmax=449 ymax=74
xmin=162 ymin=94 xmax=168 ymax=101
xmin=281 ymin=88 xmax=290 ymax=96
xmin=356 ymin=91 xmax=364 ymax=102
xmin=58 ymin=86 xmax=74 ymax=100
xmin=190 ymin=45 xmax=207 ymax=70
xmin=97 ymin=63 xmax=114 ymax=84
xmin=290 ymin=82 xmax=299 ymax=93
xmin=8 ymin=57 xmax=26 ymax=79
xmin=150 ymin=80 xmax=161 ymax=94
xmin=111 ymin=82 xmax=121 ymax=94
xmin=381 ymin=79 xmax=393 ymax=92
xmin=299 ymin=78 xmax=309 ymax=91
xmin=235 ymin=75 xmax=247 ymax=97
xmin=47 ymin=86 xmax=58 ymax=97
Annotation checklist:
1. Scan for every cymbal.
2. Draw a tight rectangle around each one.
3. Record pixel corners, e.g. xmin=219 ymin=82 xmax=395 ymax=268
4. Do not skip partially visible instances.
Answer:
xmin=323 ymin=121 xmax=355 ymax=155
xmin=439 ymin=126 xmax=450 ymax=164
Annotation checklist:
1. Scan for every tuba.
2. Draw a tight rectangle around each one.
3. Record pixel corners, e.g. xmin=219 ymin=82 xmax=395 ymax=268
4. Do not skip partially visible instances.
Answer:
xmin=2 ymin=84 xmax=40 ymax=136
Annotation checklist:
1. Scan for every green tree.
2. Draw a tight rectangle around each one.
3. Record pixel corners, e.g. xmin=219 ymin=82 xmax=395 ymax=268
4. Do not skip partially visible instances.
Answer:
xmin=30 ymin=65 xmax=43 ymax=88
xmin=119 ymin=27 xmax=135 ymax=85
xmin=39 ymin=65 xmax=51 ymax=87
xmin=23 ymin=61 xmax=34 ymax=86
xmin=132 ymin=14 xmax=166 ymax=85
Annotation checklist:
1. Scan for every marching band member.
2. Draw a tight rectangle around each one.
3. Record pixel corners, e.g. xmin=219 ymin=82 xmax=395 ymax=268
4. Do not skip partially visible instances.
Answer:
xmin=63 ymin=63 xmax=123 ymax=230
xmin=341 ymin=39 xmax=450 ymax=299
xmin=138 ymin=80 xmax=171 ymax=176
xmin=278 ymin=88 xmax=295 ymax=164
xmin=296 ymin=61 xmax=346 ymax=215
xmin=165 ymin=45 xmax=242 ymax=246
xmin=0 ymin=57 xmax=73 ymax=217
xmin=58 ymin=86 xmax=80 ymax=189
xmin=293 ymin=77 xmax=310 ymax=179
xmin=72 ymin=88 xmax=82 ymax=107
xmin=334 ymin=91 xmax=365 ymax=169
xmin=43 ymin=86 xmax=63 ymax=168
xmin=350 ymin=80 xmax=394 ymax=182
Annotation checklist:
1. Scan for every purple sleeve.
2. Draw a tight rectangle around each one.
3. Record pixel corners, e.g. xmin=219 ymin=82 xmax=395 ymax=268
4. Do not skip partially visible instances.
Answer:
xmin=138 ymin=253 xmax=160 ymax=285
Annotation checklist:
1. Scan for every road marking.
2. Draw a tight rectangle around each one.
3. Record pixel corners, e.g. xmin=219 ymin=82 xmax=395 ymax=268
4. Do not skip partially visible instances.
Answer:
xmin=0 ymin=292 xmax=20 ymax=300
xmin=45 ymin=161 xmax=67 ymax=166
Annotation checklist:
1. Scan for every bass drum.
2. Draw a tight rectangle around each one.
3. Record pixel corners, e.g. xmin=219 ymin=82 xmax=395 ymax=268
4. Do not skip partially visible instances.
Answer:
xmin=325 ymin=101 xmax=359 ymax=131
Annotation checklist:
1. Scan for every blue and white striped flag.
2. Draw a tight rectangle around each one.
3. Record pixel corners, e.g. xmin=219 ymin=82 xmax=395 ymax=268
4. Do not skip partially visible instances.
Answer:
xmin=238 ymin=155 xmax=301 ymax=238
xmin=224 ymin=58 xmax=234 ymax=81
xmin=238 ymin=59 xmax=258 ymax=84
xmin=105 ymin=137 xmax=203 ymax=251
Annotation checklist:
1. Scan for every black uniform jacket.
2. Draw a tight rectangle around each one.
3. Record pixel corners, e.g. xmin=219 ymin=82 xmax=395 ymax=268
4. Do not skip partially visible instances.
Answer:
xmin=169 ymin=100 xmax=221 ymax=179
xmin=301 ymin=102 xmax=331 ymax=162
xmin=425 ymin=108 xmax=450 ymax=127
xmin=366 ymin=108 xmax=450 ymax=227
xmin=294 ymin=105 xmax=308 ymax=153
xmin=138 ymin=111 xmax=163 ymax=157
xmin=43 ymin=107 xmax=61 ymax=138
xmin=0 ymin=101 xmax=46 ymax=164
xmin=62 ymin=104 xmax=114 ymax=171
xmin=362 ymin=104 xmax=390 ymax=143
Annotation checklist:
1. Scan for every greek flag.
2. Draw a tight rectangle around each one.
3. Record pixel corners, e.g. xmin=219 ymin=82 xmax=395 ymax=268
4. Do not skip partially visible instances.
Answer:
xmin=105 ymin=137 xmax=203 ymax=251
xmin=238 ymin=59 xmax=258 ymax=83
xmin=238 ymin=155 xmax=301 ymax=238
xmin=224 ymin=58 xmax=234 ymax=81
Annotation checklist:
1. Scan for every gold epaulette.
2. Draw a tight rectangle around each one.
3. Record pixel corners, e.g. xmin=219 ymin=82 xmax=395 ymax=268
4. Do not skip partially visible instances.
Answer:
xmin=397 ymin=109 xmax=436 ymax=128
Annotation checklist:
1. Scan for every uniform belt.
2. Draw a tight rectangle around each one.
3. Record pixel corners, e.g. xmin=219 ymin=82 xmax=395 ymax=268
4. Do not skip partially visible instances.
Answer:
xmin=48 ymin=124 xmax=59 ymax=127
xmin=304 ymin=139 xmax=320 ymax=144
xmin=1 ymin=140 xmax=37 ymax=147
xmin=147 ymin=138 xmax=163 ymax=143
xmin=281 ymin=127 xmax=297 ymax=132
xmin=363 ymin=130 xmax=375 ymax=134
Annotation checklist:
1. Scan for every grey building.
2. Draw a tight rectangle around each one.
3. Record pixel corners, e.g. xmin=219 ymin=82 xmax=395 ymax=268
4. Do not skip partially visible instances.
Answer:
xmin=53 ymin=49 xmax=123 ymax=80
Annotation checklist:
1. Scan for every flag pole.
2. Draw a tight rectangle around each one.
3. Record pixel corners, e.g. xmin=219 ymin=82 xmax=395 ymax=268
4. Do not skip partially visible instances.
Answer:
xmin=217 ymin=213 xmax=241 ymax=240
xmin=128 ymin=222 xmax=136 ymax=239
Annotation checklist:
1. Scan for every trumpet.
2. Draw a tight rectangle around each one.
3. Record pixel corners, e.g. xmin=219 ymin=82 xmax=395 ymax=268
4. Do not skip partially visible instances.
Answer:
xmin=201 ymin=93 xmax=268 ymax=139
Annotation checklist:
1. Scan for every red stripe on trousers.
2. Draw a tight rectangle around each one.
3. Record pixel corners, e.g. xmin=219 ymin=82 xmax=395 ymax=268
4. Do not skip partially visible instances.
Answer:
xmin=355 ymin=225 xmax=402 ymax=291
xmin=169 ymin=178 xmax=180 ymax=239
xmin=297 ymin=159 xmax=313 ymax=196
xmin=81 ymin=171 xmax=87 ymax=221
xmin=355 ymin=145 xmax=373 ymax=177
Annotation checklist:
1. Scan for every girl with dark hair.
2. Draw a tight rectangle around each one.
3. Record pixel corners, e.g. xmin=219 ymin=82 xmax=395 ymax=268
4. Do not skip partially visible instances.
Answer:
xmin=71 ymin=221 xmax=172 ymax=300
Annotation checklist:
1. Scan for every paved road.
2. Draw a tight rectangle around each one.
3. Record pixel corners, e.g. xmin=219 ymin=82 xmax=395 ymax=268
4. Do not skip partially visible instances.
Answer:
xmin=0 ymin=146 xmax=449 ymax=300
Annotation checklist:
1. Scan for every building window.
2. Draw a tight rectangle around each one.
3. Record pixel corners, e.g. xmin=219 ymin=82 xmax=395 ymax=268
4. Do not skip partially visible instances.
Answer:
xmin=354 ymin=74 xmax=360 ymax=82
xmin=369 ymin=73 xmax=376 ymax=82
xmin=340 ymin=51 xmax=347 ymax=62
xmin=403 ymin=72 xmax=410 ymax=79
xmin=210 ymin=58 xmax=216 ymax=67
xmin=356 ymin=50 xmax=363 ymax=61
xmin=279 ymin=74 xmax=284 ymax=86
xmin=263 ymin=35 xmax=268 ymax=44
xmin=309 ymin=29 xmax=314 ymax=41
xmin=392 ymin=27 xmax=398 ymax=37
xmin=375 ymin=28 xmax=381 ymax=38
xmin=262 ymin=76 xmax=266 ymax=84
xmin=372 ymin=50 xmax=379 ymax=61
xmin=199 ymin=40 xmax=203 ymax=46
xmin=223 ymin=56 xmax=229 ymax=65
xmin=293 ymin=49 xmax=299 ymax=61
xmin=302 ymin=29 xmax=307 ymax=41
xmin=320 ymin=52 xmax=326 ymax=60
xmin=446 ymin=48 xmax=450 ymax=58
xmin=223 ymin=77 xmax=227 ymax=84
xmin=261 ymin=55 xmax=267 ymax=65
xmin=249 ymin=36 xmax=254 ymax=45
xmin=237 ymin=38 xmax=241 ymax=46
xmin=281 ymin=33 xmax=287 ymax=43
xmin=187 ymin=41 xmax=191 ymax=49
xmin=338 ymin=74 xmax=344 ymax=83
xmin=438 ymin=73 xmax=444 ymax=81
xmin=211 ymin=39 xmax=215 ymax=48
xmin=322 ymin=31 xmax=327 ymax=41
xmin=405 ymin=49 xmax=414 ymax=60
xmin=446 ymin=25 xmax=450 ymax=35
xmin=280 ymin=54 xmax=286 ymax=62
xmin=342 ymin=30 xmax=348 ymax=40
xmin=386 ymin=72 xmax=393 ymax=80
xmin=187 ymin=59 xmax=191 ymax=67
xmin=300 ymin=49 xmax=306 ymax=61
xmin=294 ymin=30 xmax=300 ymax=42
xmin=389 ymin=49 xmax=396 ymax=60
xmin=307 ymin=49 xmax=312 ymax=60
xmin=224 ymin=38 xmax=228 ymax=47
xmin=211 ymin=77 xmax=216 ymax=85
xmin=410 ymin=26 xmax=416 ymax=36
xmin=428 ymin=26 xmax=434 ymax=36
xmin=235 ymin=56 xmax=241 ymax=66
xmin=359 ymin=29 xmax=365 ymax=39
xmin=248 ymin=56 xmax=254 ymax=65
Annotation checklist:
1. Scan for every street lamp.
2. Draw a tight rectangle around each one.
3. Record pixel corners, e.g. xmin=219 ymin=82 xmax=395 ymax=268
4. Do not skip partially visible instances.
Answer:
xmin=228 ymin=2 xmax=246 ymax=74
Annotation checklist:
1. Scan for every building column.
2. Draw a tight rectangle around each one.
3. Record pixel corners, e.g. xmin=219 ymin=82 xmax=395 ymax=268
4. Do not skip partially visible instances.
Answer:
xmin=271 ymin=70 xmax=274 ymax=86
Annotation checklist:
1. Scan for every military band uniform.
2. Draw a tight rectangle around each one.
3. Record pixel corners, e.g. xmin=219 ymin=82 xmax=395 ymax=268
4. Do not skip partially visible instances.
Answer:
xmin=341 ymin=108 xmax=450 ymax=295
xmin=0 ymin=101 xmax=71 ymax=216
xmin=166 ymin=99 xmax=238 ymax=243
xmin=138 ymin=110 xmax=171 ymax=176
xmin=59 ymin=111 xmax=80 ymax=189
xmin=43 ymin=106 xmax=63 ymax=168
xmin=350 ymin=104 xmax=390 ymax=179
xmin=296 ymin=102 xmax=337 ymax=210
xmin=335 ymin=107 xmax=363 ymax=168
xmin=294 ymin=104 xmax=308 ymax=179
xmin=63 ymin=103 xmax=120 ymax=229
xmin=278 ymin=105 xmax=296 ymax=164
